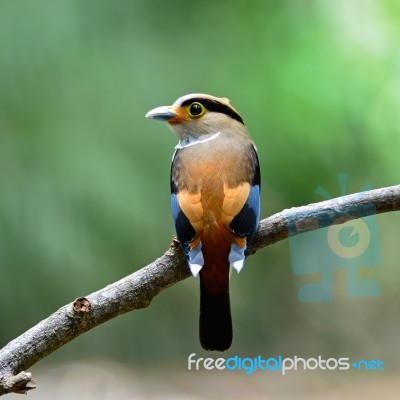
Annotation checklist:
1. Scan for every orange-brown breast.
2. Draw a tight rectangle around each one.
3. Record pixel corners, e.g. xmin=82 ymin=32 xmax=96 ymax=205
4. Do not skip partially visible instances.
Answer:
xmin=174 ymin=134 xmax=252 ymax=248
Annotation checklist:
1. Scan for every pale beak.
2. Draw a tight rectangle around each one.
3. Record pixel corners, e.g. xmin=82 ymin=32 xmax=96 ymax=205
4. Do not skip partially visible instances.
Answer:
xmin=145 ymin=106 xmax=177 ymax=121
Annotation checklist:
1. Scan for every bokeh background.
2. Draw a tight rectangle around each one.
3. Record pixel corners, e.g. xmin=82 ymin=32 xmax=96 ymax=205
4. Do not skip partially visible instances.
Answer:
xmin=1 ymin=0 xmax=399 ymax=398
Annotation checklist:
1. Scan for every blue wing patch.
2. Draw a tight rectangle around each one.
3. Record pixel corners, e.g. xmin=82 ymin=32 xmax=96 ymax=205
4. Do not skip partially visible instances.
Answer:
xmin=171 ymin=193 xmax=196 ymax=256
xmin=229 ymin=144 xmax=261 ymax=256
xmin=171 ymin=193 xmax=204 ymax=276
xmin=229 ymin=185 xmax=260 ymax=244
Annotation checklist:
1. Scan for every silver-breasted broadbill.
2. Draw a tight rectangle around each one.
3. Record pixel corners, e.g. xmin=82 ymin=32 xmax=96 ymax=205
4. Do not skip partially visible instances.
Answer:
xmin=146 ymin=93 xmax=260 ymax=351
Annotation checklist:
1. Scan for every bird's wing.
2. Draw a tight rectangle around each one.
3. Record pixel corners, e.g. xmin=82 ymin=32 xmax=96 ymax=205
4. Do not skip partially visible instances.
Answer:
xmin=222 ymin=144 xmax=261 ymax=249
xmin=171 ymin=192 xmax=198 ymax=254
xmin=171 ymin=150 xmax=204 ymax=275
xmin=226 ymin=184 xmax=260 ymax=240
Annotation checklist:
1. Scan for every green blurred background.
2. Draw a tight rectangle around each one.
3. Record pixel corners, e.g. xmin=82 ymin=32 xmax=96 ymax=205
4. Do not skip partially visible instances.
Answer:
xmin=1 ymin=0 xmax=399 ymax=398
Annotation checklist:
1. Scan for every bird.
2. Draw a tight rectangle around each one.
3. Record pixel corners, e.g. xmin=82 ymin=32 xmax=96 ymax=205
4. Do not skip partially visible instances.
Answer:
xmin=146 ymin=93 xmax=260 ymax=351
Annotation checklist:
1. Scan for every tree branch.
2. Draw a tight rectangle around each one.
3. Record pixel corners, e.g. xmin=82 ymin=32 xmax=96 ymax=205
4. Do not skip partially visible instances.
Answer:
xmin=0 ymin=184 xmax=399 ymax=395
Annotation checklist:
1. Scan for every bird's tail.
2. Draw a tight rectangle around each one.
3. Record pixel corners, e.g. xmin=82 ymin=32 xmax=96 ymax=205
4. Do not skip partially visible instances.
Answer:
xmin=199 ymin=276 xmax=232 ymax=351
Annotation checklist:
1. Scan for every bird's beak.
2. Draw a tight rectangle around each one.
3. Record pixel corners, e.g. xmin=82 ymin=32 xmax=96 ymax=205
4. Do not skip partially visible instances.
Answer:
xmin=145 ymin=106 xmax=178 ymax=122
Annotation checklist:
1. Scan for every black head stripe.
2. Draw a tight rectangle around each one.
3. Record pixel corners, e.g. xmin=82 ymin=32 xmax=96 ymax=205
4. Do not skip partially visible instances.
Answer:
xmin=181 ymin=98 xmax=244 ymax=124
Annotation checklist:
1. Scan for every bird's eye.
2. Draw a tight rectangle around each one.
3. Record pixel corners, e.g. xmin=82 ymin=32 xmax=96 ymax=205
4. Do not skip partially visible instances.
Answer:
xmin=188 ymin=102 xmax=204 ymax=117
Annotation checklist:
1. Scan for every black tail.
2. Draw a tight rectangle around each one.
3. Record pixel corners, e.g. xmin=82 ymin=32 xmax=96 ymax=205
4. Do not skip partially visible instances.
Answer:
xmin=199 ymin=280 xmax=232 ymax=351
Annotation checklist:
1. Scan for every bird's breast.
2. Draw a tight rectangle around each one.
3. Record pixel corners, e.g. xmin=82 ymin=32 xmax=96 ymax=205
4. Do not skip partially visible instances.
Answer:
xmin=172 ymin=135 xmax=252 ymax=235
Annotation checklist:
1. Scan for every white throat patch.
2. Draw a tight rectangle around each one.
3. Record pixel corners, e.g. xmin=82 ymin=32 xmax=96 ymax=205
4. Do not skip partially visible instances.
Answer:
xmin=175 ymin=131 xmax=221 ymax=149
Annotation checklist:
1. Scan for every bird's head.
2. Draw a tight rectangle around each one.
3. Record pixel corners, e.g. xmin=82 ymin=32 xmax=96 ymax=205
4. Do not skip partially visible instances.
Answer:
xmin=146 ymin=93 xmax=246 ymax=142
